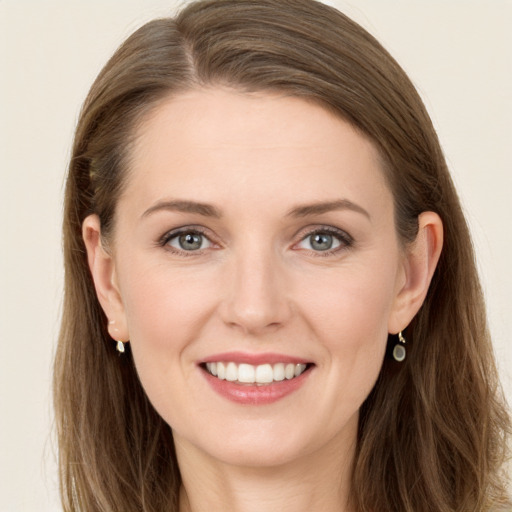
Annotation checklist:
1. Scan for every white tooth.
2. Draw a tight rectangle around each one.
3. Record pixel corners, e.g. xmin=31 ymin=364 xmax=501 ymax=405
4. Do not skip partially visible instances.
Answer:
xmin=294 ymin=364 xmax=307 ymax=377
xmin=285 ymin=363 xmax=295 ymax=380
xmin=210 ymin=362 xmax=217 ymax=376
xmin=217 ymin=362 xmax=226 ymax=380
xmin=255 ymin=364 xmax=274 ymax=383
xmin=273 ymin=363 xmax=285 ymax=381
xmin=238 ymin=363 xmax=256 ymax=383
xmin=226 ymin=362 xmax=238 ymax=382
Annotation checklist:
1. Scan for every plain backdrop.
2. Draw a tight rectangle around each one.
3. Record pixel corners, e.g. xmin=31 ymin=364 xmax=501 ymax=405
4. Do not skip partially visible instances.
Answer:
xmin=1 ymin=1 xmax=511 ymax=510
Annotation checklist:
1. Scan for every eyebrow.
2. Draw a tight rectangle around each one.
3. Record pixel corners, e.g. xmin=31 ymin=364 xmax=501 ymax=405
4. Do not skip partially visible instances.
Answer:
xmin=286 ymin=199 xmax=371 ymax=219
xmin=141 ymin=200 xmax=222 ymax=219
xmin=141 ymin=198 xmax=370 ymax=221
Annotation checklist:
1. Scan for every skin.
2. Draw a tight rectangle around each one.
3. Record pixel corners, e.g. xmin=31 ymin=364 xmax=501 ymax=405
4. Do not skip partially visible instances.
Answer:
xmin=83 ymin=88 xmax=443 ymax=512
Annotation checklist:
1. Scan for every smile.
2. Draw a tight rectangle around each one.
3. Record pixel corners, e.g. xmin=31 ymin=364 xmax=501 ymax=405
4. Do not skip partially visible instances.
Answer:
xmin=204 ymin=362 xmax=308 ymax=385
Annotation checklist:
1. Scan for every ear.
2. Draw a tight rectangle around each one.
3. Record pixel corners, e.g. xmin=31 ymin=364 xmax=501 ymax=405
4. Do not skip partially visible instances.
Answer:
xmin=388 ymin=211 xmax=443 ymax=334
xmin=82 ymin=214 xmax=129 ymax=342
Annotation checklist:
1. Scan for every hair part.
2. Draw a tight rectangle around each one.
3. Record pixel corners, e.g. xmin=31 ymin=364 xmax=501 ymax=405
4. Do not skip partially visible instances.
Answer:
xmin=54 ymin=1 xmax=511 ymax=511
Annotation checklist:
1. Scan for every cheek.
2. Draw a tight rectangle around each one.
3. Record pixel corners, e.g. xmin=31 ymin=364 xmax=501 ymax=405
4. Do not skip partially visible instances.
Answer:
xmin=120 ymin=263 xmax=217 ymax=348
xmin=117 ymin=264 xmax=217 ymax=424
xmin=299 ymin=260 xmax=399 ymax=400
xmin=116 ymin=262 xmax=221 ymax=411
xmin=302 ymin=262 xmax=398 ymax=345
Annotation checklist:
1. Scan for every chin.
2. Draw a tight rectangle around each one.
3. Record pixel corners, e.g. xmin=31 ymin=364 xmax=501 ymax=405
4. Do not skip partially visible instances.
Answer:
xmin=172 ymin=410 xmax=359 ymax=470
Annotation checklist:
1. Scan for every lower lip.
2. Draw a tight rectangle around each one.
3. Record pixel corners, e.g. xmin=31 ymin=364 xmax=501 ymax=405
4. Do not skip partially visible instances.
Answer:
xmin=201 ymin=367 xmax=312 ymax=405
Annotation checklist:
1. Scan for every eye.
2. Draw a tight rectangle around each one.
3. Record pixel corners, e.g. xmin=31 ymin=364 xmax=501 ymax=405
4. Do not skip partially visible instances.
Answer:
xmin=300 ymin=232 xmax=340 ymax=251
xmin=166 ymin=230 xmax=212 ymax=251
xmin=296 ymin=228 xmax=352 ymax=253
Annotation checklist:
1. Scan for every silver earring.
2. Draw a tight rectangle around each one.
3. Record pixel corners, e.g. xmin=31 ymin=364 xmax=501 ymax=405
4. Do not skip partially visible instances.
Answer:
xmin=116 ymin=340 xmax=125 ymax=353
xmin=392 ymin=331 xmax=406 ymax=362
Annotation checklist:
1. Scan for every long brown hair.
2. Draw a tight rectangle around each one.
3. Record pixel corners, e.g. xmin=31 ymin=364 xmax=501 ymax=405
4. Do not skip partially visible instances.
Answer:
xmin=54 ymin=1 xmax=511 ymax=510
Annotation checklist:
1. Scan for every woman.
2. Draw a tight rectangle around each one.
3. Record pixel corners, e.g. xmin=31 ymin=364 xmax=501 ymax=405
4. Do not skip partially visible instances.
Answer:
xmin=53 ymin=0 xmax=511 ymax=510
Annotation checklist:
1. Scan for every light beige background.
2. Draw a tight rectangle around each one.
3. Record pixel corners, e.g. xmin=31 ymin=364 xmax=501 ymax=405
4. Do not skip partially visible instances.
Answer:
xmin=1 ymin=1 xmax=510 ymax=510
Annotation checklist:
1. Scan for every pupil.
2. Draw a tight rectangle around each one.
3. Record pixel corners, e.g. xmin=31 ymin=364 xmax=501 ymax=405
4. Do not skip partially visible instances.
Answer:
xmin=179 ymin=233 xmax=202 ymax=250
xmin=311 ymin=233 xmax=332 ymax=251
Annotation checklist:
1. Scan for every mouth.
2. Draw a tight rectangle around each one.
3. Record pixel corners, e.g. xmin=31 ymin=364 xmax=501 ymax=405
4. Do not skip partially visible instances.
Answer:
xmin=198 ymin=352 xmax=315 ymax=404
xmin=201 ymin=361 xmax=312 ymax=385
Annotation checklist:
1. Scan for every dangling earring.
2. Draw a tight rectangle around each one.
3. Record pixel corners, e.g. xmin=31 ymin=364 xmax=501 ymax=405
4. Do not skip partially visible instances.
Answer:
xmin=109 ymin=320 xmax=127 ymax=354
xmin=392 ymin=331 xmax=406 ymax=362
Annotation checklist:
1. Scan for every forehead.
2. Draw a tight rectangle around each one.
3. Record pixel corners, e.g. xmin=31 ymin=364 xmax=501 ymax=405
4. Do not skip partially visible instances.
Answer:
xmin=134 ymin=87 xmax=375 ymax=154
xmin=125 ymin=87 xmax=391 ymax=215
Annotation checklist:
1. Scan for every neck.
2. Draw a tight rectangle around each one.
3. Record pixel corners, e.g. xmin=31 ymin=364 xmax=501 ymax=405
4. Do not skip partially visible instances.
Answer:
xmin=176 ymin=430 xmax=356 ymax=512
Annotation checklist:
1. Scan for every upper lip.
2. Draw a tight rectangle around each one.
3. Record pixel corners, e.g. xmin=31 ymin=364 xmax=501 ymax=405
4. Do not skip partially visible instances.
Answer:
xmin=200 ymin=351 xmax=312 ymax=366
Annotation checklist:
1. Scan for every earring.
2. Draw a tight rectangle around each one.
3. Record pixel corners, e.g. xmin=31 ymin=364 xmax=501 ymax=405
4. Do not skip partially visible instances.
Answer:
xmin=116 ymin=340 xmax=126 ymax=353
xmin=392 ymin=331 xmax=406 ymax=362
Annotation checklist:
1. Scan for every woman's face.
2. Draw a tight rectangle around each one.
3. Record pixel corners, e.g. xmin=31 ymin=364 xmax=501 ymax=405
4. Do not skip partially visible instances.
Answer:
xmin=98 ymin=88 xmax=411 ymax=467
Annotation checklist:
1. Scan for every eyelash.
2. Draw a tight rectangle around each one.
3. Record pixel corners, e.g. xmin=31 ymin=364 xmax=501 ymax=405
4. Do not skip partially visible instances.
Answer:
xmin=158 ymin=226 xmax=214 ymax=256
xmin=157 ymin=225 xmax=353 ymax=256
xmin=294 ymin=226 xmax=353 ymax=256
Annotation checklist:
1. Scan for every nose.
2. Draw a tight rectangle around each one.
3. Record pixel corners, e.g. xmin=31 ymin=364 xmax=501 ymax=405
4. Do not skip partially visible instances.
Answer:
xmin=219 ymin=245 xmax=293 ymax=335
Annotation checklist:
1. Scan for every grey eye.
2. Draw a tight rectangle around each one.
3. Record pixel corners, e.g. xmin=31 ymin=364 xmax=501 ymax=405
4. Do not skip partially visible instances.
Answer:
xmin=168 ymin=232 xmax=211 ymax=251
xmin=297 ymin=232 xmax=342 ymax=252
xmin=310 ymin=233 xmax=334 ymax=251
